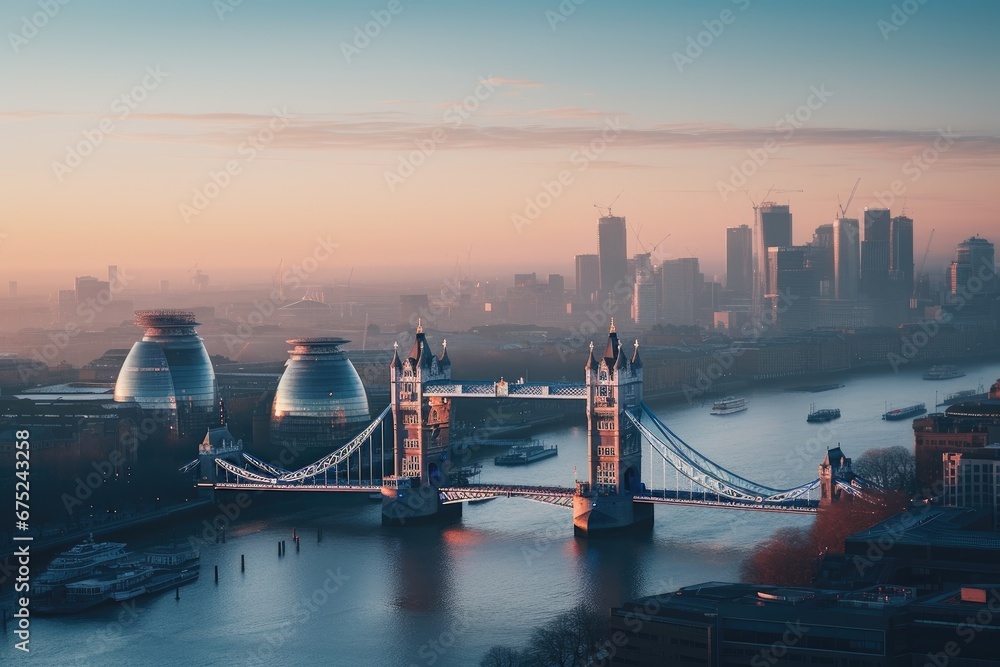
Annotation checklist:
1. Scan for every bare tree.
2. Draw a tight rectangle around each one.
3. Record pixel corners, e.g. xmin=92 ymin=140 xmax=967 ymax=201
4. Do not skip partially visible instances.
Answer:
xmin=480 ymin=645 xmax=525 ymax=667
xmin=853 ymin=446 xmax=916 ymax=493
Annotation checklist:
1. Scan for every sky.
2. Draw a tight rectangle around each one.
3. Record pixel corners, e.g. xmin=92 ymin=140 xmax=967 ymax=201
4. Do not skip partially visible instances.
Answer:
xmin=1 ymin=0 xmax=998 ymax=290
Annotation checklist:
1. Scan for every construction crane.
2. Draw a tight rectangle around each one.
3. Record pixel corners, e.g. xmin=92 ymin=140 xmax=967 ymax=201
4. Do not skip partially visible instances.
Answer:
xmin=913 ymin=228 xmax=935 ymax=303
xmin=837 ymin=178 xmax=861 ymax=218
xmin=629 ymin=221 xmax=671 ymax=256
xmin=594 ymin=190 xmax=624 ymax=218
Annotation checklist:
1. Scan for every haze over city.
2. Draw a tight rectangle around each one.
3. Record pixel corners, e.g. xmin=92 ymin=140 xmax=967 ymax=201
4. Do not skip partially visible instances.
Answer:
xmin=2 ymin=0 xmax=998 ymax=287
xmin=4 ymin=2 xmax=1000 ymax=666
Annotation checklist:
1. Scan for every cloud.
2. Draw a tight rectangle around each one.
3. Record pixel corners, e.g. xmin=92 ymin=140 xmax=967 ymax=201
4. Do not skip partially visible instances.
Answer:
xmin=481 ymin=76 xmax=543 ymax=88
xmin=8 ymin=108 xmax=1000 ymax=165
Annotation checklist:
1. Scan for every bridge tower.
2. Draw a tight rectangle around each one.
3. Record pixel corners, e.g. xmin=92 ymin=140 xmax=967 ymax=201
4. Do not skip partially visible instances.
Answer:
xmin=382 ymin=322 xmax=460 ymax=525
xmin=818 ymin=446 xmax=852 ymax=505
xmin=574 ymin=321 xmax=653 ymax=536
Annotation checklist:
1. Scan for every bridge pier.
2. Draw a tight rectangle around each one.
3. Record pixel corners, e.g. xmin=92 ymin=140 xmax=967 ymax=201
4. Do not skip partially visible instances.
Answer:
xmin=380 ymin=478 xmax=461 ymax=526
xmin=572 ymin=483 xmax=653 ymax=536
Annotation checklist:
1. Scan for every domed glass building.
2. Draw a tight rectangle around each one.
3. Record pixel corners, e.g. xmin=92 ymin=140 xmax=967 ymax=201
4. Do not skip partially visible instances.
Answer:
xmin=270 ymin=338 xmax=370 ymax=450
xmin=114 ymin=310 xmax=219 ymax=438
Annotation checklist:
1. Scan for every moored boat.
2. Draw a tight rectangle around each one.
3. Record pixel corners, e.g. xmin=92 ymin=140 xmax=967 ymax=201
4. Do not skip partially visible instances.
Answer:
xmin=34 ymin=535 xmax=129 ymax=594
xmin=882 ymin=403 xmax=927 ymax=421
xmin=494 ymin=443 xmax=558 ymax=466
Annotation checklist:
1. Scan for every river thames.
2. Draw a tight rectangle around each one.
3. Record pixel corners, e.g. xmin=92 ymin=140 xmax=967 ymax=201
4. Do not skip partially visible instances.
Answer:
xmin=6 ymin=360 xmax=1000 ymax=666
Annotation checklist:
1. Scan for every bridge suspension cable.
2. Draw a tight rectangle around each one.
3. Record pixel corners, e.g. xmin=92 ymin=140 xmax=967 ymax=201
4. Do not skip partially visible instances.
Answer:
xmin=639 ymin=403 xmax=780 ymax=495
xmin=275 ymin=405 xmax=391 ymax=483
xmin=242 ymin=452 xmax=290 ymax=477
xmin=626 ymin=408 xmax=820 ymax=503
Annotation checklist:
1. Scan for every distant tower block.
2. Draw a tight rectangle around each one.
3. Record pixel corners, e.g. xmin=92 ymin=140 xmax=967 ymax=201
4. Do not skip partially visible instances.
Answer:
xmin=573 ymin=321 xmax=653 ymax=536
xmin=382 ymin=322 xmax=460 ymax=525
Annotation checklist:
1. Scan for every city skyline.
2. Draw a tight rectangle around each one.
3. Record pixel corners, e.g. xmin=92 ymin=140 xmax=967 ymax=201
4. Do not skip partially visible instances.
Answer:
xmin=2 ymin=0 xmax=998 ymax=284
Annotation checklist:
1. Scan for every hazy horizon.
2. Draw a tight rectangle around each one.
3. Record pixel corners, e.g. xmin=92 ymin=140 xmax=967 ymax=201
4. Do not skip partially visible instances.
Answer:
xmin=2 ymin=0 xmax=997 ymax=288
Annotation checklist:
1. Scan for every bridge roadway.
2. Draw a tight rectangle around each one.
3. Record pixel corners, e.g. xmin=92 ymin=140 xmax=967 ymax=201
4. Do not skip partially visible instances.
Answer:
xmin=210 ymin=481 xmax=817 ymax=513
xmin=422 ymin=380 xmax=586 ymax=399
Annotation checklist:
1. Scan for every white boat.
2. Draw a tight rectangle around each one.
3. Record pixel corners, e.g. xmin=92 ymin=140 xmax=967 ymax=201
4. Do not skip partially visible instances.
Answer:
xmin=923 ymin=365 xmax=965 ymax=380
xmin=710 ymin=396 xmax=748 ymax=415
xmin=35 ymin=535 xmax=129 ymax=593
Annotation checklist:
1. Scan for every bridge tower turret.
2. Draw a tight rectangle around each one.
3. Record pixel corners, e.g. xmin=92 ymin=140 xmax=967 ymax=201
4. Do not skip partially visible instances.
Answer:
xmin=382 ymin=322 xmax=460 ymax=525
xmin=818 ymin=446 xmax=852 ymax=505
xmin=573 ymin=321 xmax=653 ymax=536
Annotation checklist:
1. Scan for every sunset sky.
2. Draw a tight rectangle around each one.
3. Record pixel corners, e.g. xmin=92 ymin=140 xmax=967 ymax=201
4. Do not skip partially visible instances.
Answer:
xmin=2 ymin=0 xmax=997 ymax=289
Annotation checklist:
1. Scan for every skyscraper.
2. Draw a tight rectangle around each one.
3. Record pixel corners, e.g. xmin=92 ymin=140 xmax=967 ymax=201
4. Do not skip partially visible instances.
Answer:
xmin=661 ymin=258 xmax=700 ymax=325
xmin=861 ymin=208 xmax=892 ymax=299
xmin=632 ymin=271 xmax=658 ymax=326
xmin=890 ymin=215 xmax=915 ymax=297
xmin=726 ymin=224 xmax=753 ymax=296
xmin=598 ymin=216 xmax=628 ymax=296
xmin=767 ymin=247 xmax=817 ymax=299
xmin=808 ymin=224 xmax=835 ymax=297
xmin=108 ymin=265 xmax=119 ymax=291
xmin=760 ymin=203 xmax=793 ymax=249
xmin=950 ymin=236 xmax=997 ymax=296
xmin=575 ymin=254 xmax=600 ymax=300
xmin=833 ymin=218 xmax=860 ymax=300
xmin=759 ymin=203 xmax=792 ymax=302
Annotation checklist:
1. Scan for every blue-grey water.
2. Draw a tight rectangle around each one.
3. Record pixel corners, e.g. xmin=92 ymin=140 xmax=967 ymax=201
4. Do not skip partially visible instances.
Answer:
xmin=6 ymin=361 xmax=999 ymax=666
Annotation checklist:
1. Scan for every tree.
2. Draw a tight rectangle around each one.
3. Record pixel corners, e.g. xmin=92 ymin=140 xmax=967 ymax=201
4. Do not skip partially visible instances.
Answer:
xmin=480 ymin=646 xmax=525 ymax=667
xmin=484 ymin=603 xmax=609 ymax=667
xmin=853 ymin=446 xmax=916 ymax=493
xmin=739 ymin=526 xmax=816 ymax=586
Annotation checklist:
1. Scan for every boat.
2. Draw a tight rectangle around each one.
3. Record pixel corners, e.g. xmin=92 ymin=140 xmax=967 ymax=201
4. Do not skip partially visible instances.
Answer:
xmin=923 ymin=365 xmax=965 ymax=380
xmin=494 ymin=443 xmax=558 ymax=466
xmin=882 ymin=403 xmax=927 ymax=421
xmin=34 ymin=535 xmax=129 ymax=594
xmin=36 ymin=564 xmax=155 ymax=614
xmin=143 ymin=543 xmax=200 ymax=571
xmin=788 ymin=383 xmax=845 ymax=393
xmin=710 ymin=396 xmax=748 ymax=415
xmin=937 ymin=386 xmax=987 ymax=406
xmin=807 ymin=405 xmax=841 ymax=423
xmin=35 ymin=539 xmax=201 ymax=614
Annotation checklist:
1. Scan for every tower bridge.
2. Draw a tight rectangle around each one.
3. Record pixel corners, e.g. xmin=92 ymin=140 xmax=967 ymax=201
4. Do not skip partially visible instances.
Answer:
xmin=195 ymin=322 xmax=872 ymax=535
